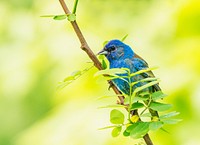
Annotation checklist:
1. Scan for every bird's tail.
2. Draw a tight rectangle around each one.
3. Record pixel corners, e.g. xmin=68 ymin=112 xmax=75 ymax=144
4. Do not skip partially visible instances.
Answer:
xmin=153 ymin=84 xmax=161 ymax=92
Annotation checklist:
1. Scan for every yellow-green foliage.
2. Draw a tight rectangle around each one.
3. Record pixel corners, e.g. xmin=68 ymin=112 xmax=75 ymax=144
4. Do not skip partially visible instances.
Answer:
xmin=0 ymin=0 xmax=200 ymax=145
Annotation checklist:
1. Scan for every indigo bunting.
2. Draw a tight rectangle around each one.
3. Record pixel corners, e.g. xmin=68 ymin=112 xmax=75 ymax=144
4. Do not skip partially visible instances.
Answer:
xmin=98 ymin=39 xmax=160 ymax=117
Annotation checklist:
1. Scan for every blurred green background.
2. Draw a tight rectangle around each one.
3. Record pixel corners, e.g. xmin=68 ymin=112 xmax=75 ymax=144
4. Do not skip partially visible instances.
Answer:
xmin=0 ymin=0 xmax=200 ymax=145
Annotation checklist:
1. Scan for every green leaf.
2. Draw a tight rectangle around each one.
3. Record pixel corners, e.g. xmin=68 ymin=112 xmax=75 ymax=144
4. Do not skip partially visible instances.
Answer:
xmin=140 ymin=77 xmax=158 ymax=82
xmin=53 ymin=15 xmax=67 ymax=20
xmin=98 ymin=54 xmax=108 ymax=69
xmin=130 ymin=122 xmax=150 ymax=139
xmin=103 ymin=40 xmax=109 ymax=47
xmin=98 ymin=125 xmax=117 ymax=130
xmin=149 ymin=102 xmax=172 ymax=111
xmin=138 ymin=91 xmax=150 ymax=96
xmin=98 ymin=104 xmax=126 ymax=109
xmin=121 ymin=34 xmax=128 ymax=42
xmin=125 ymin=123 xmax=137 ymax=133
xmin=140 ymin=112 xmax=152 ymax=117
xmin=97 ymin=94 xmax=128 ymax=100
xmin=130 ymin=67 xmax=158 ymax=77
xmin=160 ymin=111 xmax=180 ymax=119
xmin=123 ymin=130 xmax=130 ymax=137
xmin=111 ymin=126 xmax=122 ymax=137
xmin=149 ymin=121 xmax=163 ymax=131
xmin=57 ymin=65 xmax=93 ymax=90
xmin=121 ymin=68 xmax=131 ymax=73
xmin=94 ymin=68 xmax=127 ymax=77
xmin=101 ymin=75 xmax=122 ymax=81
xmin=160 ymin=127 xmax=170 ymax=134
xmin=110 ymin=109 xmax=125 ymax=124
xmin=131 ymin=78 xmax=158 ymax=87
xmin=133 ymin=95 xmax=149 ymax=102
xmin=63 ymin=76 xmax=75 ymax=82
xmin=98 ymin=55 xmax=104 ymax=60
xmin=71 ymin=70 xmax=81 ymax=77
xmin=124 ymin=97 xmax=129 ymax=104
xmin=102 ymin=59 xmax=107 ymax=69
xmin=134 ymin=80 xmax=160 ymax=94
xmin=97 ymin=95 xmax=117 ymax=100
xmin=152 ymin=91 xmax=167 ymax=101
xmin=130 ymin=102 xmax=145 ymax=111
xmin=162 ymin=119 xmax=182 ymax=124
xmin=67 ymin=14 xmax=76 ymax=21
xmin=57 ymin=81 xmax=71 ymax=90
xmin=95 ymin=74 xmax=126 ymax=83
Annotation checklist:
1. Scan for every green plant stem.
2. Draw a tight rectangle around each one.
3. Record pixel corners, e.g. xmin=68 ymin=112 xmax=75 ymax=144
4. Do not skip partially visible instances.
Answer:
xmin=72 ymin=0 xmax=79 ymax=14
xmin=128 ymin=71 xmax=132 ymax=121
xmin=58 ymin=1 xmax=154 ymax=144
xmin=140 ymin=94 xmax=152 ymax=116
xmin=140 ymin=107 xmax=148 ymax=116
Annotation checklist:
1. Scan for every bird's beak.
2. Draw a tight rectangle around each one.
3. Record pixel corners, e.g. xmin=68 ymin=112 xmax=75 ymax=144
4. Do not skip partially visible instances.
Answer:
xmin=97 ymin=49 xmax=108 ymax=55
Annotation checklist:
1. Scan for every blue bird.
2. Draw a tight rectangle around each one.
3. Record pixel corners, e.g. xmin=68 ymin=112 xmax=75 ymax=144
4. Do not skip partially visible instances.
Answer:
xmin=98 ymin=39 xmax=161 ymax=94
xmin=98 ymin=39 xmax=160 ymax=116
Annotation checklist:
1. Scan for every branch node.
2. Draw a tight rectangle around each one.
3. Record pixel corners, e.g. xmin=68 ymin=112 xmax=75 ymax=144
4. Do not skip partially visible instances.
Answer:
xmin=81 ymin=45 xmax=87 ymax=51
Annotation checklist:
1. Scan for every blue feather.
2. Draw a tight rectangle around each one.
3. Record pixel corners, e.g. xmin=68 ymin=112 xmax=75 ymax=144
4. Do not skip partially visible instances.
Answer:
xmin=99 ymin=39 xmax=160 ymax=95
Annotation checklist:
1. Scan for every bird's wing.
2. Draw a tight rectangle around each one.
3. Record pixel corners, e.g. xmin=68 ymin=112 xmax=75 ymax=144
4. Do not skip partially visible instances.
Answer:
xmin=134 ymin=53 xmax=148 ymax=65
xmin=133 ymin=53 xmax=161 ymax=91
xmin=133 ymin=53 xmax=161 ymax=118
xmin=134 ymin=53 xmax=155 ymax=77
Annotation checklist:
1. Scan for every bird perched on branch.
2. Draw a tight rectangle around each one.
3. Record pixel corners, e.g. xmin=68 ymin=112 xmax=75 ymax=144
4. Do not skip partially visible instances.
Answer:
xmin=98 ymin=39 xmax=160 ymax=117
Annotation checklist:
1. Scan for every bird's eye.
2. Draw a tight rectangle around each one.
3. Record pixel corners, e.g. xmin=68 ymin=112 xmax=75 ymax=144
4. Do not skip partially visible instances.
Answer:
xmin=110 ymin=46 xmax=116 ymax=51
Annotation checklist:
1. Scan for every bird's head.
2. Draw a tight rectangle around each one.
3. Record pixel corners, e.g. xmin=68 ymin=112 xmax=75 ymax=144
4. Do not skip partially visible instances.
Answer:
xmin=98 ymin=39 xmax=134 ymax=62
